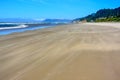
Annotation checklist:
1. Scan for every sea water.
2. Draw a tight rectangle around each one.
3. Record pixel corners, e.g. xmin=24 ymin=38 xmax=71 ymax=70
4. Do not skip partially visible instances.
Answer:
xmin=0 ymin=23 xmax=55 ymax=35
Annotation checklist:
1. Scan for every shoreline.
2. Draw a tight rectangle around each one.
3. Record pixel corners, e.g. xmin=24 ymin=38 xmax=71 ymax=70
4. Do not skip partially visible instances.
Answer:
xmin=0 ymin=24 xmax=57 ymax=36
xmin=0 ymin=22 xmax=120 ymax=37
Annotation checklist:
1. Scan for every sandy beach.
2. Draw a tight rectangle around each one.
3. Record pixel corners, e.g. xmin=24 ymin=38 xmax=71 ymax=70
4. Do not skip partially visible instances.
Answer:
xmin=0 ymin=23 xmax=120 ymax=80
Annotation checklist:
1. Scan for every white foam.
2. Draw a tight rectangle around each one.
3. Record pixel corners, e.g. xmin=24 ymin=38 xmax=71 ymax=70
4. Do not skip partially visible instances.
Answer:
xmin=0 ymin=24 xmax=28 ymax=30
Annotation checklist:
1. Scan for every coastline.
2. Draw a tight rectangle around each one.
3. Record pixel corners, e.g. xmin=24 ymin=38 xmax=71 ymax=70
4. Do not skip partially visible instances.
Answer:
xmin=0 ymin=23 xmax=120 ymax=80
xmin=0 ymin=24 xmax=57 ymax=36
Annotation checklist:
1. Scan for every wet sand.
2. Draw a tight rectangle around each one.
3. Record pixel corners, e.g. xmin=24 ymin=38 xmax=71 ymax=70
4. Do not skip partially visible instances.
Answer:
xmin=0 ymin=23 xmax=120 ymax=80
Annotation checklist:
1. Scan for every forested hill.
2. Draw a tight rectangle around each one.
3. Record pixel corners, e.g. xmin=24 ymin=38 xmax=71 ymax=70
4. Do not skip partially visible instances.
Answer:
xmin=74 ymin=7 xmax=120 ymax=22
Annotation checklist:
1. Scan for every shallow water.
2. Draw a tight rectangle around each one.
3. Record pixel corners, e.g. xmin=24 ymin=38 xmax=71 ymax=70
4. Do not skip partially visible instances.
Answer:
xmin=0 ymin=24 xmax=55 ymax=35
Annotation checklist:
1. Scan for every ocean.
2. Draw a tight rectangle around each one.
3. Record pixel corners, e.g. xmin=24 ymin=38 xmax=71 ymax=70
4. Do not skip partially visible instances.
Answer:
xmin=0 ymin=23 xmax=56 ymax=35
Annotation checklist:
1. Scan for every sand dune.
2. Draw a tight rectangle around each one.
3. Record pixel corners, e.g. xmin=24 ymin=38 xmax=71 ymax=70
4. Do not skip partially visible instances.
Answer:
xmin=0 ymin=23 xmax=120 ymax=80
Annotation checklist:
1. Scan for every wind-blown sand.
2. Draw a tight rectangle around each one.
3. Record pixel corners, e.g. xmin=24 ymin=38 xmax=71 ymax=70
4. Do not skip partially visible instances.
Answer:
xmin=0 ymin=23 xmax=120 ymax=80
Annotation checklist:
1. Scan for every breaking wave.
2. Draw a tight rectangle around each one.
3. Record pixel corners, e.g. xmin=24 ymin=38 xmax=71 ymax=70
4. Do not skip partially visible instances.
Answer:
xmin=0 ymin=23 xmax=28 ymax=30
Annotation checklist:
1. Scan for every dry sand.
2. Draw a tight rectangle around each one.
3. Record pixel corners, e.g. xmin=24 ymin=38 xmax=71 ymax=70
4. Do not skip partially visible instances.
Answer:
xmin=0 ymin=23 xmax=120 ymax=80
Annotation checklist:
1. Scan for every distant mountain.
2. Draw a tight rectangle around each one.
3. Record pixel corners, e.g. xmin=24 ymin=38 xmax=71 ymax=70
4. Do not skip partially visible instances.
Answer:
xmin=74 ymin=7 xmax=120 ymax=22
xmin=0 ymin=18 xmax=72 ymax=23
xmin=42 ymin=19 xmax=72 ymax=23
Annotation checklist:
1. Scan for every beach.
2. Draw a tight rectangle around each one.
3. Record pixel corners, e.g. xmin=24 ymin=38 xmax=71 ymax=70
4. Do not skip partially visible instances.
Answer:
xmin=0 ymin=23 xmax=120 ymax=80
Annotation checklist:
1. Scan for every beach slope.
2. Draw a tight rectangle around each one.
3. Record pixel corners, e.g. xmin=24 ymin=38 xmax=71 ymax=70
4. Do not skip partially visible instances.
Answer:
xmin=0 ymin=23 xmax=120 ymax=80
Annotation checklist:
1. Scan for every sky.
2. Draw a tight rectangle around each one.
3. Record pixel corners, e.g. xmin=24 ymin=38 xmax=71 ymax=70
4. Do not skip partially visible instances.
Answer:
xmin=0 ymin=0 xmax=120 ymax=19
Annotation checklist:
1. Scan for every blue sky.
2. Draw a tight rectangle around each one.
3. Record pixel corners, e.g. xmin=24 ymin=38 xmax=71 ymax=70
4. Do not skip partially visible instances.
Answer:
xmin=0 ymin=0 xmax=120 ymax=19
